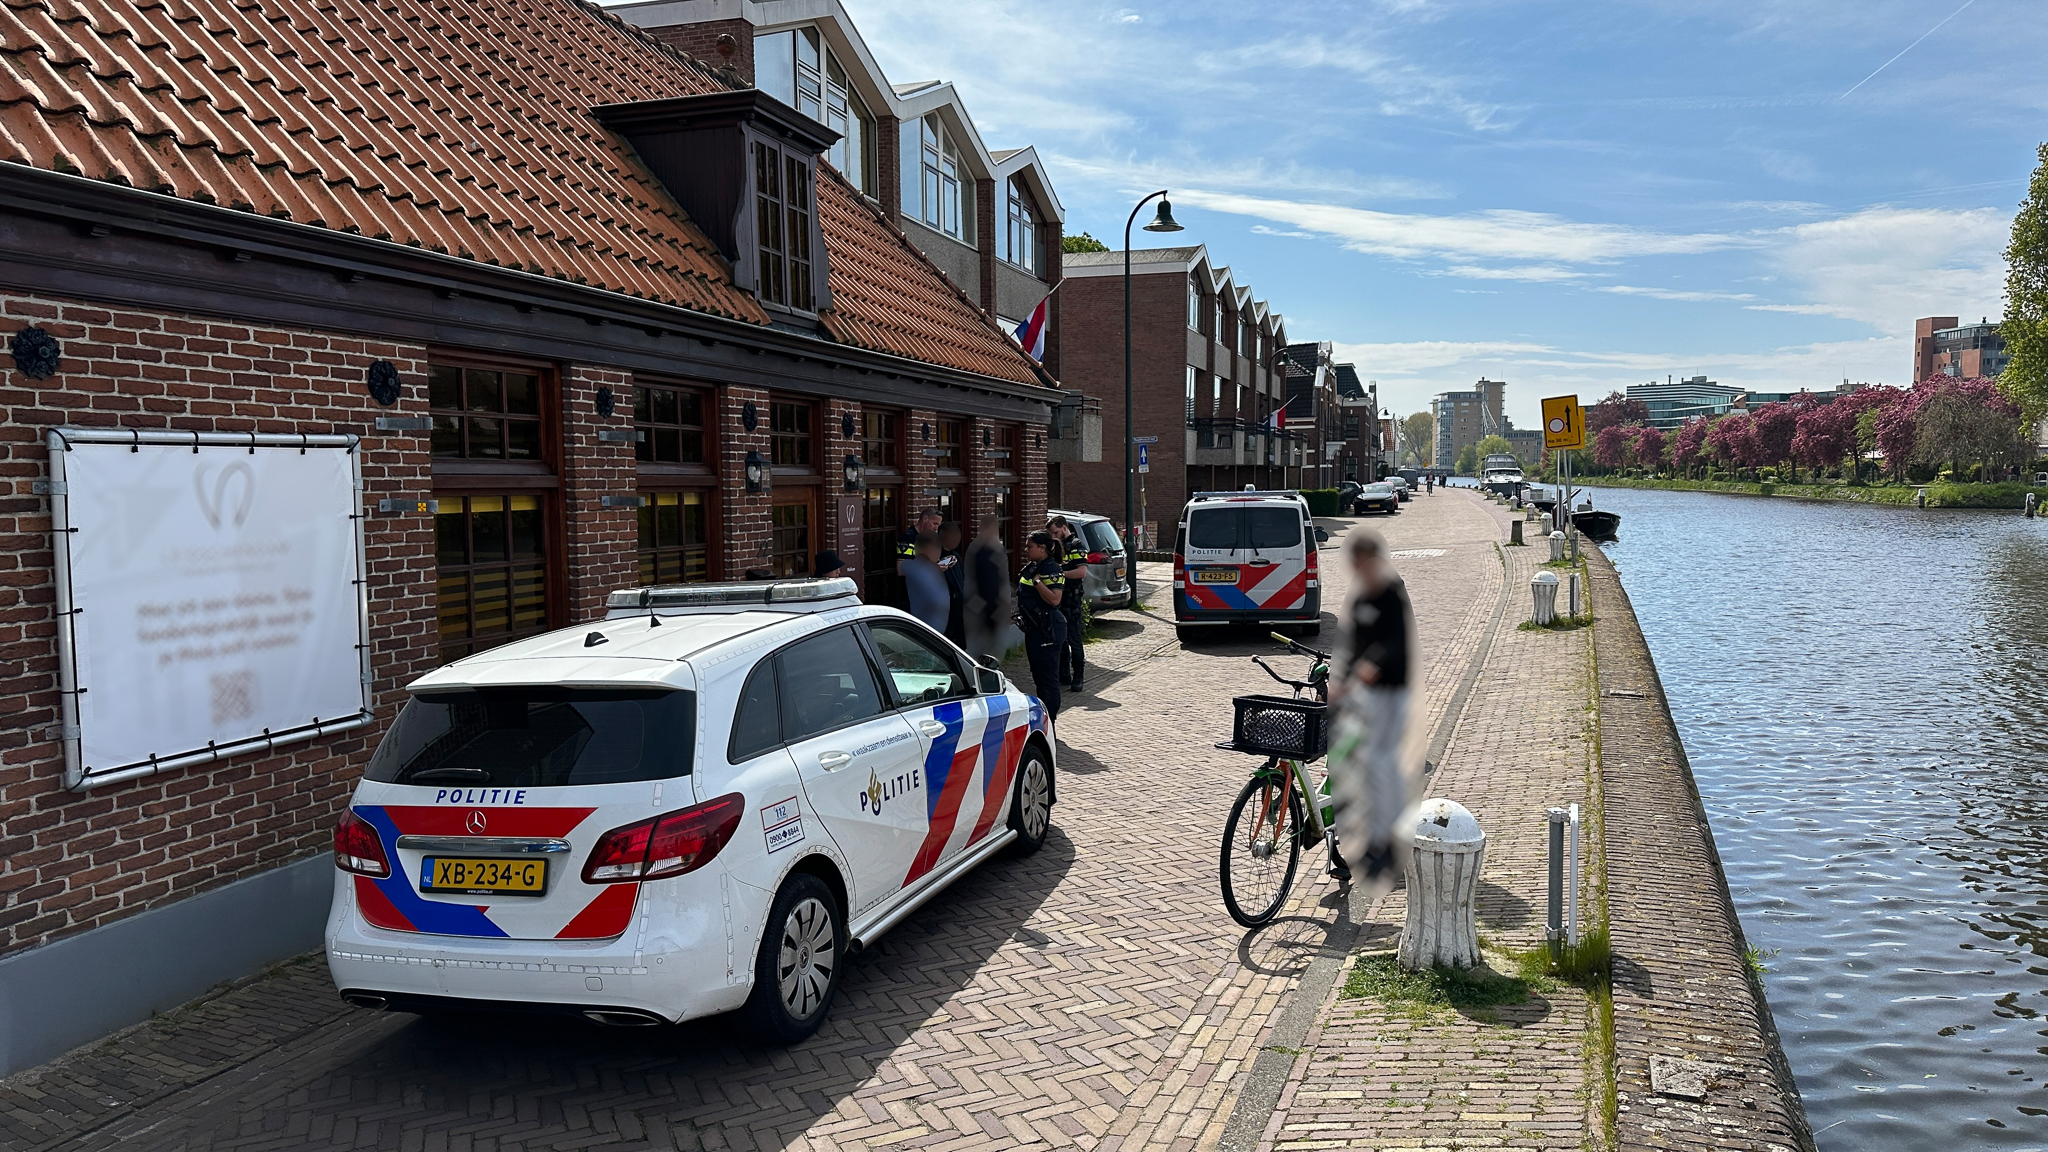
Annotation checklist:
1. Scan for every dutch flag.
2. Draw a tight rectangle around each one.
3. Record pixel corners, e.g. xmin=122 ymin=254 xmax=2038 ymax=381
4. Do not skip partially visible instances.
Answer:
xmin=1012 ymin=289 xmax=1052 ymax=362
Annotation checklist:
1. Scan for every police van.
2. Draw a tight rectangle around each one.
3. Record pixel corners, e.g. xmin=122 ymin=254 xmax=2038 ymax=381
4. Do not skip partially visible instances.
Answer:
xmin=1172 ymin=490 xmax=1326 ymax=640
xmin=326 ymin=578 xmax=1055 ymax=1042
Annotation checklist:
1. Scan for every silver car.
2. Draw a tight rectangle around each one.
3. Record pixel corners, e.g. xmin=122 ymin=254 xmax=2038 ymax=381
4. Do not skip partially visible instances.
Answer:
xmin=1048 ymin=509 xmax=1135 ymax=611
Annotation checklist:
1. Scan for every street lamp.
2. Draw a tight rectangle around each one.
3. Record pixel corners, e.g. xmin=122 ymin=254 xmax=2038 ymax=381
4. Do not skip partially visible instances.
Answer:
xmin=1124 ymin=191 xmax=1182 ymax=554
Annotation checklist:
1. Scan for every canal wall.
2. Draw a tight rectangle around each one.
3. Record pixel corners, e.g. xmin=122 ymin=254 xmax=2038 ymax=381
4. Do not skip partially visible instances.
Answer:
xmin=1585 ymin=544 xmax=1817 ymax=1152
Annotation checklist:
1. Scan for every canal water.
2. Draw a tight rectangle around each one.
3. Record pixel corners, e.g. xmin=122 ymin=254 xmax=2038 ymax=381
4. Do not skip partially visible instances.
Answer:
xmin=1591 ymin=486 xmax=2048 ymax=1150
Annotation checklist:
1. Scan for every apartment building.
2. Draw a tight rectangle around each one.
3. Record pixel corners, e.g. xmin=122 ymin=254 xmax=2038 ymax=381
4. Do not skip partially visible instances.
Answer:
xmin=1334 ymin=363 xmax=1386 ymax=481
xmin=1432 ymin=379 xmax=1505 ymax=470
xmin=1055 ymin=246 xmax=1304 ymax=542
xmin=1913 ymin=316 xmax=2010 ymax=382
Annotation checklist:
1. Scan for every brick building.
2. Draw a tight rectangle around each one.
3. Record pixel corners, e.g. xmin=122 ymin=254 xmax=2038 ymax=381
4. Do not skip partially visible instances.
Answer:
xmin=0 ymin=0 xmax=1060 ymax=1074
xmin=1055 ymin=246 xmax=1303 ymax=543
xmin=1333 ymin=363 xmax=1386 ymax=482
xmin=1913 ymin=315 xmax=2009 ymax=382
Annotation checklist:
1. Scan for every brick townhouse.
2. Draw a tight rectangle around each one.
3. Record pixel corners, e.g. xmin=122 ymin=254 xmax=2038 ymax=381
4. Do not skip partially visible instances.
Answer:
xmin=0 ymin=0 xmax=1063 ymax=1074
xmin=1058 ymin=246 xmax=1322 ymax=544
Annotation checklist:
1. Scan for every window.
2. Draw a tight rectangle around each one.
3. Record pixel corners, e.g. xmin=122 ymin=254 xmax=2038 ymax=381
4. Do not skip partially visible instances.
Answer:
xmin=867 ymin=623 xmax=970 ymax=706
xmin=1215 ymin=300 xmax=1227 ymax=345
xmin=770 ymin=501 xmax=811 ymax=577
xmin=1186 ymin=508 xmax=1236 ymax=550
xmin=933 ymin=418 xmax=962 ymax=471
xmin=825 ymin=54 xmax=874 ymax=196
xmin=1189 ymin=276 xmax=1203 ymax=331
xmin=758 ymin=29 xmax=875 ymax=197
xmin=1186 ymin=365 xmax=1197 ymax=423
xmin=776 ymin=628 xmax=887 ymax=740
xmin=1005 ymin=178 xmax=1038 ymax=274
xmin=905 ymin=114 xmax=970 ymax=242
xmin=436 ymin=495 xmax=550 ymax=661
xmin=862 ymin=409 xmax=899 ymax=468
xmin=634 ymin=384 xmax=706 ymax=464
xmin=730 ymin=662 xmax=782 ymax=762
xmin=429 ymin=365 xmax=542 ymax=460
xmin=367 ymin=689 xmax=695 ymax=787
xmin=753 ymin=141 xmax=814 ymax=311
xmin=1220 ymin=306 xmax=1235 ymax=354
xmin=771 ymin=400 xmax=814 ymax=466
xmin=638 ymin=491 xmax=708 ymax=585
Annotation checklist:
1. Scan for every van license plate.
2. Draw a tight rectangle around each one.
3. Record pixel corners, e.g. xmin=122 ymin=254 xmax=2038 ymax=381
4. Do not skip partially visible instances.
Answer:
xmin=1115 ymin=564 xmax=1126 ymax=579
xmin=1193 ymin=568 xmax=1238 ymax=584
xmin=420 ymin=857 xmax=547 ymax=897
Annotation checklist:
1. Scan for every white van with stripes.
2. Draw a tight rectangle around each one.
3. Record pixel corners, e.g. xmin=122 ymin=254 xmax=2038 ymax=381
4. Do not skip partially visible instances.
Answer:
xmin=1172 ymin=490 xmax=1325 ymax=641
xmin=326 ymin=577 xmax=1055 ymax=1043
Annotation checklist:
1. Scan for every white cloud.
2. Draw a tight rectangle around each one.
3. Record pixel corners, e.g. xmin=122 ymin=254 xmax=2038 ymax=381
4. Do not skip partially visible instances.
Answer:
xmin=1446 ymin=265 xmax=1588 ymax=282
xmin=1111 ymin=8 xmax=1141 ymax=22
xmin=1598 ymin=285 xmax=1757 ymax=302
xmin=1763 ymin=206 xmax=2008 ymax=328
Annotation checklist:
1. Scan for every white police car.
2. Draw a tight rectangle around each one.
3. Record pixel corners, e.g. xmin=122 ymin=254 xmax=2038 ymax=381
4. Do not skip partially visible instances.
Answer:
xmin=326 ymin=578 xmax=1055 ymax=1042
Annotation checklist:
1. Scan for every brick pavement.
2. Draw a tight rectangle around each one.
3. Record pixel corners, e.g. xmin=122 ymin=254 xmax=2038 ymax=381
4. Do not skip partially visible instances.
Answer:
xmin=1257 ymin=494 xmax=1601 ymax=1152
xmin=0 ymin=491 xmax=1557 ymax=1152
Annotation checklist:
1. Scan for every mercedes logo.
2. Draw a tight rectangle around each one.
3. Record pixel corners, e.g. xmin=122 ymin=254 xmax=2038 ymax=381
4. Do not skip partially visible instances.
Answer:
xmin=466 ymin=810 xmax=487 ymax=835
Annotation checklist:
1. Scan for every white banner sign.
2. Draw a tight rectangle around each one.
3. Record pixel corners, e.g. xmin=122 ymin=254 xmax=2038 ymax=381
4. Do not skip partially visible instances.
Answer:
xmin=60 ymin=439 xmax=369 ymax=780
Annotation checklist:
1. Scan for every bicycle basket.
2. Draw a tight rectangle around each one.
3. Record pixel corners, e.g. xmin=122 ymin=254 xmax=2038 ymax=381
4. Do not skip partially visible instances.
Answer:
xmin=1226 ymin=694 xmax=1327 ymax=759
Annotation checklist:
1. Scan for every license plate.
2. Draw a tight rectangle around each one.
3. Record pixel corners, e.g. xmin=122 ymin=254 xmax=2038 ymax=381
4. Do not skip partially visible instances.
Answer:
xmin=1115 ymin=564 xmax=1126 ymax=579
xmin=1193 ymin=568 xmax=1239 ymax=584
xmin=420 ymin=856 xmax=547 ymax=897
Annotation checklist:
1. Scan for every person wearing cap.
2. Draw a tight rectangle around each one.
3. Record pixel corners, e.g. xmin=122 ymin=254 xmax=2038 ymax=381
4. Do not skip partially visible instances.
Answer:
xmin=1015 ymin=531 xmax=1067 ymax=720
xmin=813 ymin=550 xmax=847 ymax=580
xmin=896 ymin=507 xmax=943 ymax=576
xmin=1046 ymin=516 xmax=1089 ymax=692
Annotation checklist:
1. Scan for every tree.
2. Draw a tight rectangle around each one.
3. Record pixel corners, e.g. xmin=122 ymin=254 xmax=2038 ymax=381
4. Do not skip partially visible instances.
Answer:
xmin=1791 ymin=401 xmax=1855 ymax=479
xmin=1913 ymin=375 xmax=2027 ymax=479
xmin=1474 ymin=433 xmax=1513 ymax=460
xmin=1401 ymin=411 xmax=1434 ymax=467
xmin=2002 ymin=142 xmax=2048 ymax=427
xmin=1672 ymin=419 xmax=1709 ymax=477
xmin=1634 ymin=426 xmax=1667 ymax=473
xmin=1592 ymin=423 xmax=1634 ymax=470
xmin=1705 ymin=411 xmax=1755 ymax=471
xmin=1873 ymin=390 xmax=1919 ymax=480
xmin=1585 ymin=390 xmax=1651 ymax=435
xmin=1062 ymin=231 xmax=1110 ymax=254
xmin=1749 ymin=402 xmax=1799 ymax=479
xmin=1454 ymin=442 xmax=1480 ymax=475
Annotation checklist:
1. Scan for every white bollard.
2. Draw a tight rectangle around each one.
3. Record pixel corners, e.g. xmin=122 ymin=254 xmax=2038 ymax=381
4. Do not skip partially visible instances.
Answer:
xmin=1548 ymin=529 xmax=1565 ymax=562
xmin=1399 ymin=798 xmax=1486 ymax=970
xmin=1531 ymin=570 xmax=1559 ymax=624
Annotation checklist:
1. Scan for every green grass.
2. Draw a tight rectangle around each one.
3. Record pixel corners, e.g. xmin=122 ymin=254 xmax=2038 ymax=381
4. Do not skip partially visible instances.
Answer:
xmin=1341 ymin=952 xmax=1550 ymax=1024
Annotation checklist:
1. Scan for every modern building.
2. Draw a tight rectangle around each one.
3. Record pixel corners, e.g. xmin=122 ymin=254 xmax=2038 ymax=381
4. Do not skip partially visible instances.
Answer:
xmin=1432 ymin=379 xmax=1505 ymax=470
xmin=1913 ymin=316 xmax=2009 ymax=381
xmin=1056 ymin=246 xmax=1301 ymax=543
xmin=0 ymin=0 xmax=1063 ymax=1077
xmin=1503 ymin=428 xmax=1544 ymax=467
xmin=1627 ymin=376 xmax=1747 ymax=429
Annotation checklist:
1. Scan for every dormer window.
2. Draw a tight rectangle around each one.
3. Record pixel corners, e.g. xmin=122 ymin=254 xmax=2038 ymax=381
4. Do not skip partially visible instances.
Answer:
xmin=1188 ymin=275 xmax=1203 ymax=332
xmin=754 ymin=140 xmax=815 ymax=311
xmin=1004 ymin=177 xmax=1039 ymax=275
xmin=903 ymin=114 xmax=972 ymax=243
xmin=757 ymin=27 xmax=875 ymax=197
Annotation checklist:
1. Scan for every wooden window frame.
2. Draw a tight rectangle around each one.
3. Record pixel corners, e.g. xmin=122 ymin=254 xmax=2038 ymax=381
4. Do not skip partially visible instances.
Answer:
xmin=862 ymin=407 xmax=902 ymax=473
xmin=739 ymin=128 xmax=831 ymax=316
xmin=769 ymin=396 xmax=818 ymax=473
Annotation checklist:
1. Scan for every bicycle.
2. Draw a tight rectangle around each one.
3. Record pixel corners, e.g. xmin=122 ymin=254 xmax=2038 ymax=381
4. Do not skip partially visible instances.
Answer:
xmin=1216 ymin=632 xmax=1344 ymax=928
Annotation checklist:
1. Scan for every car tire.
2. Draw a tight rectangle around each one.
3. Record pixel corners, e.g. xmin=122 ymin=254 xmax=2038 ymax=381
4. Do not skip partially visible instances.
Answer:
xmin=738 ymin=873 xmax=843 ymax=1045
xmin=1176 ymin=625 xmax=1200 ymax=644
xmin=1008 ymin=744 xmax=1054 ymax=854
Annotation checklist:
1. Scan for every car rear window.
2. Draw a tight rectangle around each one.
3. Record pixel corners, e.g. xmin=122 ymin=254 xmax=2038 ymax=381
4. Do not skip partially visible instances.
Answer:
xmin=1246 ymin=508 xmax=1302 ymax=549
xmin=366 ymin=688 xmax=694 ymax=787
xmin=1187 ymin=508 xmax=1238 ymax=550
xmin=1081 ymin=520 xmax=1122 ymax=553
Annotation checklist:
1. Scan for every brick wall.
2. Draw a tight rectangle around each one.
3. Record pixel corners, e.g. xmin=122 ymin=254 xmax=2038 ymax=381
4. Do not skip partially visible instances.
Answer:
xmin=641 ymin=17 xmax=754 ymax=86
xmin=904 ymin=407 xmax=938 ymax=520
xmin=0 ymin=290 xmax=438 ymax=959
xmin=819 ymin=397 xmax=862 ymax=555
xmin=561 ymin=364 xmax=640 ymax=618
xmin=716 ymin=383 xmax=773 ymax=575
xmin=877 ymin=115 xmax=902 ymax=223
xmin=1055 ymin=271 xmax=1189 ymax=540
xmin=1019 ymin=424 xmax=1048 ymax=535
xmin=975 ymin=178 xmax=998 ymax=315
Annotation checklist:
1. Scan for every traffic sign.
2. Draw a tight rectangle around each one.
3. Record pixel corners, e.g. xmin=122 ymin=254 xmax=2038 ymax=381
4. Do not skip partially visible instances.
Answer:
xmin=1130 ymin=435 xmax=1159 ymax=444
xmin=1541 ymin=395 xmax=1585 ymax=451
xmin=1137 ymin=444 xmax=1150 ymax=473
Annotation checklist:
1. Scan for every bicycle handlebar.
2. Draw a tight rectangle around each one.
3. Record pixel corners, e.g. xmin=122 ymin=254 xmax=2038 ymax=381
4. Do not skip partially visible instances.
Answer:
xmin=1251 ymin=653 xmax=1321 ymax=695
xmin=1268 ymin=631 xmax=1331 ymax=662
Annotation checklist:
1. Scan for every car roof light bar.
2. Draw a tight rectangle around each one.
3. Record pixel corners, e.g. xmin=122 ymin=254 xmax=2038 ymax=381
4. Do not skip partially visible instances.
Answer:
xmin=606 ymin=576 xmax=860 ymax=610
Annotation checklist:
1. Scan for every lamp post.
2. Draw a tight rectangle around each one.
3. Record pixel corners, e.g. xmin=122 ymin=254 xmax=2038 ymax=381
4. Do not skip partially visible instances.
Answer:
xmin=1124 ymin=190 xmax=1182 ymax=554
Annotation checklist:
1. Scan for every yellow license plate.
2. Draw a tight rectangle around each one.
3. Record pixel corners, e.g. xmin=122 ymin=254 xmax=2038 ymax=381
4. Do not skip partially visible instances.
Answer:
xmin=1193 ymin=568 xmax=1239 ymax=584
xmin=1115 ymin=564 xmax=1126 ymax=578
xmin=420 ymin=856 xmax=547 ymax=897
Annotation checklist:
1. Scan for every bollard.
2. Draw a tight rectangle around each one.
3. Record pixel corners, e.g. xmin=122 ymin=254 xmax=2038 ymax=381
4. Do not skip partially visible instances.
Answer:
xmin=1510 ymin=519 xmax=1524 ymax=545
xmin=1566 ymin=571 xmax=1580 ymax=619
xmin=1916 ymin=487 xmax=1927 ymax=509
xmin=1548 ymin=530 xmax=1565 ymax=562
xmin=1568 ymin=802 xmax=1580 ymax=947
xmin=2028 ymin=492 xmax=2038 ymax=519
xmin=1546 ymin=808 xmax=1565 ymax=946
xmin=1531 ymin=570 xmax=1559 ymax=625
xmin=1399 ymin=799 xmax=1485 ymax=970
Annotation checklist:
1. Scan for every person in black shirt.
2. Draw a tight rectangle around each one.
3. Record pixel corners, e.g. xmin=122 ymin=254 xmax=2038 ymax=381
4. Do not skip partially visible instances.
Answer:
xmin=1016 ymin=531 xmax=1067 ymax=721
xmin=1047 ymin=516 xmax=1089 ymax=691
xmin=896 ymin=506 xmax=943 ymax=575
xmin=1327 ymin=527 xmax=1417 ymax=891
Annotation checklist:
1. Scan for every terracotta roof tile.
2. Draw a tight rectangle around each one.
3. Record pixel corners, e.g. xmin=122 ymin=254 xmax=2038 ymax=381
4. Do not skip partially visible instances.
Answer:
xmin=0 ymin=0 xmax=1050 ymax=388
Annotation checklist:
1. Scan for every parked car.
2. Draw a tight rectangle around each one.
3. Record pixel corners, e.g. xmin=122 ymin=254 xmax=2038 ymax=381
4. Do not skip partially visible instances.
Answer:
xmin=1337 ymin=480 xmax=1364 ymax=507
xmin=1354 ymin=483 xmax=1400 ymax=515
xmin=1386 ymin=476 xmax=1412 ymax=502
xmin=1048 ymin=508 xmax=1135 ymax=610
xmin=1173 ymin=490 xmax=1323 ymax=639
xmin=327 ymin=577 xmax=1056 ymax=1043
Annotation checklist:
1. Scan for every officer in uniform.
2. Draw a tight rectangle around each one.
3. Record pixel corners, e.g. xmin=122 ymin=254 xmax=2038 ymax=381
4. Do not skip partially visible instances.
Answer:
xmin=1016 ymin=531 xmax=1067 ymax=720
xmin=1047 ymin=516 xmax=1089 ymax=691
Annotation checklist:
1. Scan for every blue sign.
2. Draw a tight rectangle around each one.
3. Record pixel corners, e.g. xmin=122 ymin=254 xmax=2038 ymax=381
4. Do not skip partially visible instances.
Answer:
xmin=1137 ymin=444 xmax=1150 ymax=474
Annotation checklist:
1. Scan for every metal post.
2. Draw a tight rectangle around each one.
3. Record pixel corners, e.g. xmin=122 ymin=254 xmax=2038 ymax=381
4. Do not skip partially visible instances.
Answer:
xmin=1123 ymin=190 xmax=1170 ymax=557
xmin=1546 ymin=807 xmax=1566 ymax=947
xmin=1567 ymin=802 xmax=1581 ymax=947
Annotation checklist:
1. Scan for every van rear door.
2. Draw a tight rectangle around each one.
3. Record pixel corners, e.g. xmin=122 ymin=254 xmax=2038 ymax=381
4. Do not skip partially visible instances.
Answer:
xmin=1179 ymin=502 xmax=1310 ymax=616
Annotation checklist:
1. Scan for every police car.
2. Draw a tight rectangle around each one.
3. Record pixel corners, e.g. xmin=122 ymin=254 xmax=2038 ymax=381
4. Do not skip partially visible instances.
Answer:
xmin=326 ymin=578 xmax=1055 ymax=1042
xmin=1173 ymin=490 xmax=1327 ymax=640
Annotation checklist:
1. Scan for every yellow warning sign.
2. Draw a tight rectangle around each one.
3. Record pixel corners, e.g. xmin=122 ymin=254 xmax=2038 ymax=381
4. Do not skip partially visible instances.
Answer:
xmin=1541 ymin=395 xmax=1585 ymax=451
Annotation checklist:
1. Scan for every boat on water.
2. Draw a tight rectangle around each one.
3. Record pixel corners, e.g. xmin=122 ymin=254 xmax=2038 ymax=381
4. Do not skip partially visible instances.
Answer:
xmin=1527 ymin=485 xmax=1622 ymax=540
xmin=1479 ymin=453 xmax=1525 ymax=499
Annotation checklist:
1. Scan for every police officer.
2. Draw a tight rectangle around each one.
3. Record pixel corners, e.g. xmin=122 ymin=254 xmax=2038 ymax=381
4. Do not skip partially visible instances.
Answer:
xmin=1016 ymin=531 xmax=1067 ymax=720
xmin=1046 ymin=516 xmax=1089 ymax=692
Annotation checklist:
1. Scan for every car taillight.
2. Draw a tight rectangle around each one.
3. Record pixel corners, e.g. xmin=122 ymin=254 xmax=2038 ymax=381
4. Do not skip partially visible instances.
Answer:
xmin=1085 ymin=551 xmax=1107 ymax=564
xmin=1173 ymin=553 xmax=1186 ymax=590
xmin=582 ymin=793 xmax=746 ymax=884
xmin=334 ymin=811 xmax=390 ymax=878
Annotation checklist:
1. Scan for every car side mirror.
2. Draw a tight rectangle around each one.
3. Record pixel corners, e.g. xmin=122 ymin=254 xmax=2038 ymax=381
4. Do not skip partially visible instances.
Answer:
xmin=976 ymin=653 xmax=1001 ymax=670
xmin=977 ymin=667 xmax=1004 ymax=694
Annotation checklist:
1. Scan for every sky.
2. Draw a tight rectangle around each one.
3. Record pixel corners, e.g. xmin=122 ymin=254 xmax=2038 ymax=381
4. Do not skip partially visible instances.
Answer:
xmin=826 ymin=0 xmax=2048 ymax=430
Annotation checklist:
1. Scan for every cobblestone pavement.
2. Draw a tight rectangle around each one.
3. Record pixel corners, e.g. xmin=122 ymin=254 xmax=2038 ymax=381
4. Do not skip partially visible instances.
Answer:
xmin=1258 ymin=494 xmax=1600 ymax=1152
xmin=1 ymin=492 xmax=1552 ymax=1152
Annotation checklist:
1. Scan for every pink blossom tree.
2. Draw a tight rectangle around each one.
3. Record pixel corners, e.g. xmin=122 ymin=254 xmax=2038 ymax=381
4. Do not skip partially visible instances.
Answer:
xmin=1593 ymin=423 xmax=1635 ymax=471
xmin=1705 ymin=411 xmax=1755 ymax=473
xmin=1749 ymin=402 xmax=1799 ymax=479
xmin=1633 ymin=425 xmax=1667 ymax=474
xmin=1672 ymin=419 xmax=1709 ymax=478
xmin=1791 ymin=400 xmax=1856 ymax=479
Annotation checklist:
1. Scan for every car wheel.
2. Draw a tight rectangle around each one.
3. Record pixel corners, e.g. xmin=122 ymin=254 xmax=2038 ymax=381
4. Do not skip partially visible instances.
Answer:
xmin=739 ymin=873 xmax=843 ymax=1044
xmin=1176 ymin=625 xmax=1200 ymax=644
xmin=1008 ymin=744 xmax=1053 ymax=854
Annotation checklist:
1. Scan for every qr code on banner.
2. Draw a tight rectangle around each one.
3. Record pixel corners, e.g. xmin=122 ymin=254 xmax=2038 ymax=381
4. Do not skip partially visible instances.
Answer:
xmin=211 ymin=670 xmax=256 ymax=725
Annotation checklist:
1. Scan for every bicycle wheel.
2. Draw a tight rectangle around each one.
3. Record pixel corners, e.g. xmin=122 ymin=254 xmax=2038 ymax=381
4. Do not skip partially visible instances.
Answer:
xmin=1220 ymin=768 xmax=1304 ymax=928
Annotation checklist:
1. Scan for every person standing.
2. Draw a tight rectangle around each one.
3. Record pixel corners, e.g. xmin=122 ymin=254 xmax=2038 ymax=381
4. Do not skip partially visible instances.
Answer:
xmin=1016 ymin=531 xmax=1067 ymax=721
xmin=897 ymin=506 xmax=943 ymax=576
xmin=1047 ymin=516 xmax=1089 ymax=692
xmin=939 ymin=520 xmax=967 ymax=644
xmin=962 ymin=515 xmax=1011 ymax=666
xmin=1326 ymin=528 xmax=1418 ymax=893
xmin=904 ymin=533 xmax=951 ymax=633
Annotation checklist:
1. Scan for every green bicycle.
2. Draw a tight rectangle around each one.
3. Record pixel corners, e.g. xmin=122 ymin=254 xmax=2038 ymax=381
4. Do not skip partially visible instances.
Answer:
xmin=1217 ymin=633 xmax=1344 ymax=928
